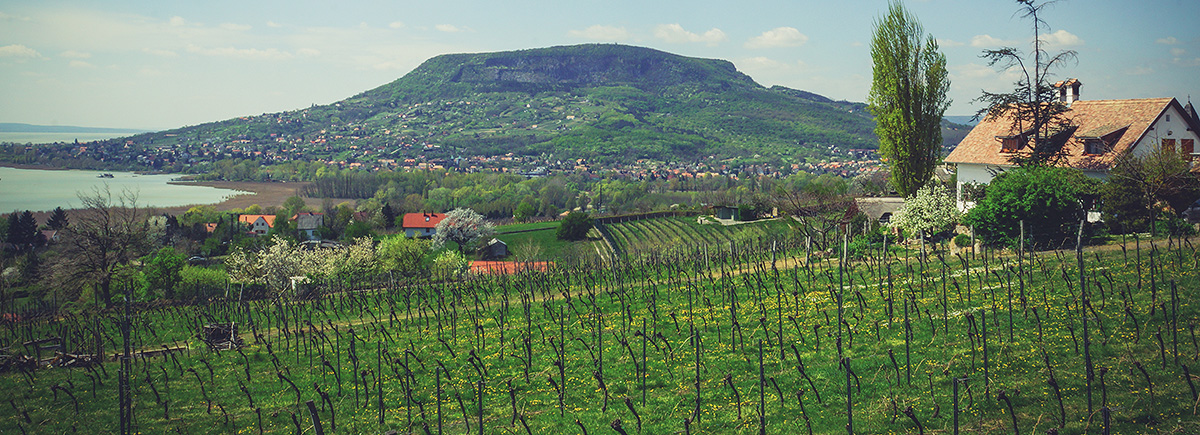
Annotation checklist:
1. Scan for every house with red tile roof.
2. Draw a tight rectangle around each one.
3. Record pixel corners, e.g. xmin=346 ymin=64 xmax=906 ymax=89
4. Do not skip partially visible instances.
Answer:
xmin=946 ymin=81 xmax=1200 ymax=209
xmin=238 ymin=214 xmax=276 ymax=236
xmin=401 ymin=212 xmax=446 ymax=238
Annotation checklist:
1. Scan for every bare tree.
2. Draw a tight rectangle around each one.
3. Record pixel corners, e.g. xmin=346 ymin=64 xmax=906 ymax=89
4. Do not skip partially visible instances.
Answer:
xmin=57 ymin=187 xmax=151 ymax=307
xmin=973 ymin=0 xmax=1078 ymax=166
xmin=775 ymin=188 xmax=857 ymax=251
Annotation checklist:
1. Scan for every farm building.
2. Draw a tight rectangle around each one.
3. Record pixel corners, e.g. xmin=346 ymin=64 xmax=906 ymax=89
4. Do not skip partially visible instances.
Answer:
xmin=402 ymin=212 xmax=446 ymax=238
xmin=946 ymin=80 xmax=1200 ymax=210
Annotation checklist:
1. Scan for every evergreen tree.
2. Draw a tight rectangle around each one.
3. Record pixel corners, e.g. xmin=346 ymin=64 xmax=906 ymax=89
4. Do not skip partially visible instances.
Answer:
xmin=381 ymin=203 xmax=396 ymax=229
xmin=20 ymin=211 xmax=42 ymax=247
xmin=46 ymin=206 xmax=69 ymax=230
xmin=4 ymin=212 xmax=19 ymax=247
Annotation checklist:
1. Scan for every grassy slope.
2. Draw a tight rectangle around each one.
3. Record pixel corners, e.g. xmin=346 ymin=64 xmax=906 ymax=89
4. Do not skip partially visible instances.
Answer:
xmin=1 ymin=236 xmax=1197 ymax=434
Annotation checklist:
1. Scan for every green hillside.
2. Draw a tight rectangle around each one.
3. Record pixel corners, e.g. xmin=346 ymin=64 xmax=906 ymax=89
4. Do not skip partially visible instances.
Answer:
xmin=104 ymin=44 xmax=880 ymax=165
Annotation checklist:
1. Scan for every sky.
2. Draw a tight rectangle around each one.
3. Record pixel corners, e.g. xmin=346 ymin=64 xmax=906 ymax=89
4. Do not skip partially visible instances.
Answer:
xmin=2 ymin=0 xmax=1198 ymax=130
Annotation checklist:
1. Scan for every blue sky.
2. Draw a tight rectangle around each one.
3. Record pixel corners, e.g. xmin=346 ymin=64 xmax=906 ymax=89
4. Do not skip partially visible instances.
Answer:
xmin=2 ymin=0 xmax=1198 ymax=130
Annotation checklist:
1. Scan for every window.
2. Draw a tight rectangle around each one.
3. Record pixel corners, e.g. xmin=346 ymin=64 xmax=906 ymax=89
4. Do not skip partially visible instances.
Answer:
xmin=1184 ymin=139 xmax=1195 ymax=162
xmin=1166 ymin=114 xmax=1172 ymax=122
xmin=1084 ymin=139 xmax=1108 ymax=155
xmin=1000 ymin=136 xmax=1023 ymax=153
xmin=1163 ymin=138 xmax=1177 ymax=153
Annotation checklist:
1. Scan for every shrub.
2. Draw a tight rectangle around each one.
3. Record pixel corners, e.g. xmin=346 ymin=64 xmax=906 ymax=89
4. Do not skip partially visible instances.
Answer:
xmin=176 ymin=266 xmax=228 ymax=300
xmin=432 ymin=250 xmax=468 ymax=278
xmin=964 ymin=166 xmax=1097 ymax=248
xmin=556 ymin=211 xmax=593 ymax=241
xmin=953 ymin=233 xmax=971 ymax=248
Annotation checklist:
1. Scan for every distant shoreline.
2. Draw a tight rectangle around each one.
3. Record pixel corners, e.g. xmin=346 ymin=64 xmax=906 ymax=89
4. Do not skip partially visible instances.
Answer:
xmin=0 ymin=162 xmax=70 ymax=171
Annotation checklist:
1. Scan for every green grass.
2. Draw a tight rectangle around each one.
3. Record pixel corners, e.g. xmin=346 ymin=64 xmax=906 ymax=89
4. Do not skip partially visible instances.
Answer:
xmin=1 ymin=235 xmax=1198 ymax=434
xmin=495 ymin=220 xmax=560 ymax=234
xmin=606 ymin=215 xmax=803 ymax=257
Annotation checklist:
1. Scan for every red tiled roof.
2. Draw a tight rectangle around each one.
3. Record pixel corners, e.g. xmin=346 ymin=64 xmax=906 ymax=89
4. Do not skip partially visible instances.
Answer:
xmin=238 ymin=214 xmax=277 ymax=227
xmin=291 ymin=212 xmax=323 ymax=220
xmin=469 ymin=261 xmax=552 ymax=275
xmin=401 ymin=213 xmax=446 ymax=229
xmin=946 ymin=98 xmax=1185 ymax=171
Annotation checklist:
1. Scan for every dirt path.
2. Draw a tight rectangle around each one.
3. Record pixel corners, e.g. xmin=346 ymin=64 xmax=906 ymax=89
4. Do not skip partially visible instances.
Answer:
xmin=157 ymin=181 xmax=310 ymax=215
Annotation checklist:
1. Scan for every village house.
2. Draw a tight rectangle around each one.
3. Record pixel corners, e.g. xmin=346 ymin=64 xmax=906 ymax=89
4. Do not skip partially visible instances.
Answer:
xmin=401 ymin=212 xmax=446 ymax=238
xmin=238 ymin=214 xmax=276 ymax=236
xmin=945 ymin=80 xmax=1200 ymax=210
xmin=292 ymin=212 xmax=324 ymax=240
xmin=478 ymin=238 xmax=508 ymax=260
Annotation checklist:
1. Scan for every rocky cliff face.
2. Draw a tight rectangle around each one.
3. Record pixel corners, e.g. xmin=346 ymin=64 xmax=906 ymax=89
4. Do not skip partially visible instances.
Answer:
xmin=447 ymin=50 xmax=750 ymax=89
xmin=386 ymin=44 xmax=758 ymax=95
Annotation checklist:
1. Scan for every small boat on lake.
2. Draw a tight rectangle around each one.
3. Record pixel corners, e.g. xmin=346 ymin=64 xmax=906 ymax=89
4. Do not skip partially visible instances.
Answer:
xmin=98 ymin=173 xmax=114 ymax=178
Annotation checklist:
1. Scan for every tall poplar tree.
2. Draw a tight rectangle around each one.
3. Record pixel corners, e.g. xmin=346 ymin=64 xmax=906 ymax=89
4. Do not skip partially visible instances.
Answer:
xmin=868 ymin=1 xmax=950 ymax=198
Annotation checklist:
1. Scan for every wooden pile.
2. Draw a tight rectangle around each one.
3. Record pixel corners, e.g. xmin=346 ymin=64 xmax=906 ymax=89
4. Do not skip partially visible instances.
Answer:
xmin=0 ymin=353 xmax=36 ymax=372
xmin=50 ymin=351 xmax=98 ymax=368
xmin=199 ymin=322 xmax=244 ymax=350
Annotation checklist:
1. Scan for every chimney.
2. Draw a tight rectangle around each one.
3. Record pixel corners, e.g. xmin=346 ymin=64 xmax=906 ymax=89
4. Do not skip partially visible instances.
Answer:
xmin=1055 ymin=78 xmax=1081 ymax=105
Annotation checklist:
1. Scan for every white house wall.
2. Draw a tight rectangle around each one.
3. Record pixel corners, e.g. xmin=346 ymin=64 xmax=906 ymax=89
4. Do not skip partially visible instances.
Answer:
xmin=1130 ymin=104 xmax=1200 ymax=159
xmin=954 ymin=162 xmax=1010 ymax=210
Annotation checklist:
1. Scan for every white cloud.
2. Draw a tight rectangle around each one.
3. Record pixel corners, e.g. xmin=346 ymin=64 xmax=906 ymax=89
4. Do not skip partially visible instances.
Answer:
xmin=266 ymin=21 xmax=282 ymax=28
xmin=0 ymin=44 xmax=41 ymax=58
xmin=435 ymin=24 xmax=463 ymax=33
xmin=142 ymin=48 xmax=178 ymax=57
xmin=1156 ymin=36 xmax=1179 ymax=45
xmin=567 ymin=25 xmax=630 ymax=42
xmin=297 ymin=48 xmax=321 ymax=57
xmin=739 ymin=56 xmax=786 ymax=69
xmin=970 ymin=34 xmax=1016 ymax=48
xmin=745 ymin=27 xmax=807 ymax=49
xmin=951 ymin=63 xmax=1007 ymax=79
xmin=1171 ymin=47 xmax=1187 ymax=56
xmin=186 ymin=44 xmax=294 ymax=60
xmin=654 ymin=24 xmax=726 ymax=46
xmin=388 ymin=21 xmax=406 ymax=29
xmin=1042 ymin=29 xmax=1083 ymax=48
xmin=1175 ymin=57 xmax=1200 ymax=67
xmin=59 ymin=50 xmax=91 ymax=59
xmin=220 ymin=23 xmax=252 ymax=31
xmin=0 ymin=11 xmax=31 ymax=21
xmin=936 ymin=38 xmax=964 ymax=47
xmin=169 ymin=16 xmax=186 ymax=27
xmin=1126 ymin=65 xmax=1154 ymax=76
xmin=68 ymin=60 xmax=93 ymax=68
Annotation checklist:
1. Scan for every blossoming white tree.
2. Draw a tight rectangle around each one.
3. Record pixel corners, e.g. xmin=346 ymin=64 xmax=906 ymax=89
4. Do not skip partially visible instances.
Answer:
xmin=433 ymin=207 xmax=495 ymax=254
xmin=890 ymin=182 xmax=961 ymax=243
xmin=226 ymin=236 xmax=381 ymax=294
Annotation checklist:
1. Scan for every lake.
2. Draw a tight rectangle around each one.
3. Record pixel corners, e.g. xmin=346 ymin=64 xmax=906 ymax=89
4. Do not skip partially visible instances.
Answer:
xmin=0 ymin=167 xmax=245 ymax=212
xmin=0 ymin=132 xmax=137 ymax=144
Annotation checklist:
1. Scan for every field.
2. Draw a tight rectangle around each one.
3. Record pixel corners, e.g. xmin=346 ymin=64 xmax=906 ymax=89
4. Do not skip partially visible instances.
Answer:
xmin=1 ymin=230 xmax=1198 ymax=434
xmin=601 ymin=216 xmax=805 ymax=258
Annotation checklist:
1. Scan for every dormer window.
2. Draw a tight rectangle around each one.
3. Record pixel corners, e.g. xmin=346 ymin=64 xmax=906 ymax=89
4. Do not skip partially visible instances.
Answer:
xmin=999 ymin=135 xmax=1024 ymax=153
xmin=1083 ymin=139 xmax=1108 ymax=155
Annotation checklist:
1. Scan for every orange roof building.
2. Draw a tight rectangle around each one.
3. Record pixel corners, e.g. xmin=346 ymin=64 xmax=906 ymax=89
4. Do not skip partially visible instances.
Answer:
xmin=401 ymin=213 xmax=446 ymax=238
xmin=946 ymin=83 xmax=1200 ymax=209
xmin=238 ymin=214 xmax=277 ymax=236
